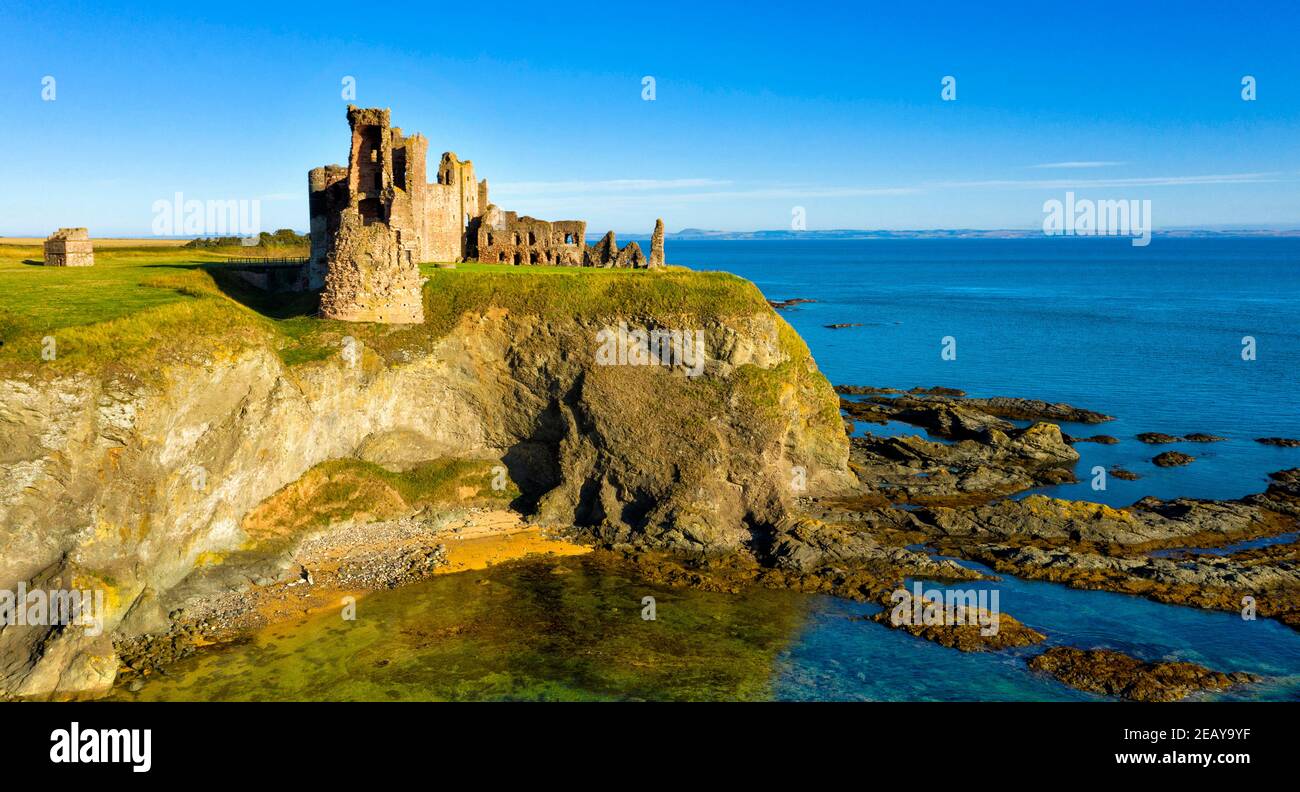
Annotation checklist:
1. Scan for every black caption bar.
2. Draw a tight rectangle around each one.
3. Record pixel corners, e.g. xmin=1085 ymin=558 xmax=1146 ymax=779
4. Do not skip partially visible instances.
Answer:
xmin=1 ymin=701 xmax=1287 ymax=781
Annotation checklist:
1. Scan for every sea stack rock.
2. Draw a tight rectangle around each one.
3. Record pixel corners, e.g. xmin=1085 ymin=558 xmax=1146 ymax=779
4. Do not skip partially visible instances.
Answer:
xmin=649 ymin=218 xmax=665 ymax=268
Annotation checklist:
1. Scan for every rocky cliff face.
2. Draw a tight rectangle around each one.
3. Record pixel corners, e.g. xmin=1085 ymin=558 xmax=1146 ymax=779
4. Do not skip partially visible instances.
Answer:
xmin=0 ymin=299 xmax=852 ymax=698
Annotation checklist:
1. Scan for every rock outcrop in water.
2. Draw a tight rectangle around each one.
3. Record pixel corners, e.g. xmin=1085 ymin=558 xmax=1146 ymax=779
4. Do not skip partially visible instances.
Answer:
xmin=1153 ymin=451 xmax=1196 ymax=467
xmin=826 ymin=381 xmax=1300 ymax=648
xmin=895 ymin=470 xmax=1300 ymax=632
xmin=846 ymin=422 xmax=1078 ymax=505
xmin=869 ymin=593 xmax=1047 ymax=652
xmin=1028 ymin=647 xmax=1258 ymax=702
xmin=837 ymin=387 xmax=1114 ymax=432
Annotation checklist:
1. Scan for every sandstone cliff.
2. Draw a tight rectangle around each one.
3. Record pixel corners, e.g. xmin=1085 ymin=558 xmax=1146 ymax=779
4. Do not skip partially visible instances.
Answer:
xmin=0 ymin=266 xmax=853 ymax=698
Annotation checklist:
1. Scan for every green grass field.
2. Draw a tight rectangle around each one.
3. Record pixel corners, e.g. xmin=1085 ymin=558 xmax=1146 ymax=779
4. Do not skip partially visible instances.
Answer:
xmin=0 ymin=244 xmax=772 ymax=377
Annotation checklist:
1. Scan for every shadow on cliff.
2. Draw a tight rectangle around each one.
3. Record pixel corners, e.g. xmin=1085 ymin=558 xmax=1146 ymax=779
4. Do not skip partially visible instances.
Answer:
xmin=498 ymin=375 xmax=661 ymax=535
xmin=145 ymin=262 xmax=320 ymax=320
xmin=499 ymin=376 xmax=604 ymax=521
xmin=501 ymin=401 xmax=567 ymax=516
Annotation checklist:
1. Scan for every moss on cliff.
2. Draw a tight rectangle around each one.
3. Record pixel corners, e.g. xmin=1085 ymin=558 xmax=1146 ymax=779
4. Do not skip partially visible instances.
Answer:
xmin=240 ymin=457 xmax=517 ymax=551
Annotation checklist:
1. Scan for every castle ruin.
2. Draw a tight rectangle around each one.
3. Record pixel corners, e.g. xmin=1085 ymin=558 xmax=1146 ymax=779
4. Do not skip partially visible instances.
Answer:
xmin=310 ymin=106 xmax=663 ymax=324
xmin=43 ymin=228 xmax=94 ymax=267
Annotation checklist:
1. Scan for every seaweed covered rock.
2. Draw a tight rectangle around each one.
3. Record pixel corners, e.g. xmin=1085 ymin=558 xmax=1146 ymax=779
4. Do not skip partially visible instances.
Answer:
xmin=1028 ymin=647 xmax=1257 ymax=701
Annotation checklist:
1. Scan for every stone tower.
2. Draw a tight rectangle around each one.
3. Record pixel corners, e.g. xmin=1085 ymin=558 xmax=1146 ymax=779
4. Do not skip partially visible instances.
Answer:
xmin=315 ymin=106 xmax=425 ymax=324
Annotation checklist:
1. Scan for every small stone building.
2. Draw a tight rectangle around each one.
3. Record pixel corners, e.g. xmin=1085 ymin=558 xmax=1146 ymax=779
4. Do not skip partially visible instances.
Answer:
xmin=43 ymin=228 xmax=94 ymax=267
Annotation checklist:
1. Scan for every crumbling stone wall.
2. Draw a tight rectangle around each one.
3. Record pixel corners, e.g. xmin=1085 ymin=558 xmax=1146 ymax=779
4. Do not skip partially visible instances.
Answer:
xmin=615 ymin=241 xmax=646 ymax=268
xmin=476 ymin=206 xmax=587 ymax=266
xmin=578 ymin=230 xmax=655 ymax=269
xmin=308 ymin=165 xmax=347 ymax=289
xmin=423 ymin=152 xmax=479 ymax=264
xmin=43 ymin=228 xmax=94 ymax=267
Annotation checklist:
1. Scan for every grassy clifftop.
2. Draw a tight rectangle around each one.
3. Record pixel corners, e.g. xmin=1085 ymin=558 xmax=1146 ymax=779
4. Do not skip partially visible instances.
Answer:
xmin=0 ymin=246 xmax=774 ymax=376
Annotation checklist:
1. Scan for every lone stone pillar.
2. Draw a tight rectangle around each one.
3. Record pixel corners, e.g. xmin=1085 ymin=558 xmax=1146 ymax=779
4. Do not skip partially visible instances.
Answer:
xmin=648 ymin=218 xmax=665 ymax=269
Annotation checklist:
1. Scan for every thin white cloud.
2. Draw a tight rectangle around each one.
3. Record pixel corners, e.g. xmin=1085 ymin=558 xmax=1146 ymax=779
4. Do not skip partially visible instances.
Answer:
xmin=937 ymin=172 xmax=1282 ymax=189
xmin=493 ymin=171 xmax=1279 ymax=211
xmin=1030 ymin=161 xmax=1125 ymax=169
xmin=496 ymin=186 xmax=923 ymax=214
xmin=493 ymin=178 xmax=732 ymax=195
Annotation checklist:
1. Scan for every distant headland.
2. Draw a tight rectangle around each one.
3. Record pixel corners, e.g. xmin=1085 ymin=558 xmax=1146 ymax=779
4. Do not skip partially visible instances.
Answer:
xmin=667 ymin=227 xmax=1300 ymax=241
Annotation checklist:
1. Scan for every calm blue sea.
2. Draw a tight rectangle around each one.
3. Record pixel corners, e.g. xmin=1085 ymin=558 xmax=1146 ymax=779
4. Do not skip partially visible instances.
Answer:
xmin=674 ymin=237 xmax=1300 ymax=700
xmin=675 ymin=237 xmax=1300 ymax=506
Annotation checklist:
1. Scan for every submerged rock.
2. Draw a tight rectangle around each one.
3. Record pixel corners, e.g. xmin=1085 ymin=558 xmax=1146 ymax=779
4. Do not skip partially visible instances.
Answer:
xmin=1137 ymin=432 xmax=1180 ymax=444
xmin=1027 ymin=647 xmax=1258 ymax=702
xmin=1136 ymin=432 xmax=1224 ymax=444
xmin=870 ymin=590 xmax=1046 ymax=652
xmin=963 ymin=396 xmax=1114 ymax=424
xmin=1153 ymin=451 xmax=1196 ymax=467
xmin=767 ymin=298 xmax=817 ymax=310
xmin=909 ymin=386 xmax=966 ymax=397
xmin=1065 ymin=434 xmax=1120 ymax=445
xmin=899 ymin=471 xmax=1300 ymax=631
xmin=1257 ymin=437 xmax=1300 ymax=448
xmin=847 ymin=391 xmax=1112 ymax=436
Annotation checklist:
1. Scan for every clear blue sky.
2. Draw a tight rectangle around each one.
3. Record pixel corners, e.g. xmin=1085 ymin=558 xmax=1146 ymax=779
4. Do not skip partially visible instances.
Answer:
xmin=2 ymin=0 xmax=1298 ymax=235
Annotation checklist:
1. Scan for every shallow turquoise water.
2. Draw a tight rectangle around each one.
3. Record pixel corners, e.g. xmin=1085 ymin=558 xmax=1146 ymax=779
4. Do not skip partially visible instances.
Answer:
xmin=773 ymin=558 xmax=1300 ymax=701
xmin=125 ymin=553 xmax=1300 ymax=701
xmin=675 ymin=236 xmax=1300 ymax=506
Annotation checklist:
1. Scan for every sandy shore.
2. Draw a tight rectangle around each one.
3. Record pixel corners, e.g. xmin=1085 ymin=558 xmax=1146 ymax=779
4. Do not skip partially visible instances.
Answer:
xmin=230 ymin=507 xmax=589 ymax=629
xmin=115 ymin=508 xmax=591 ymax=684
